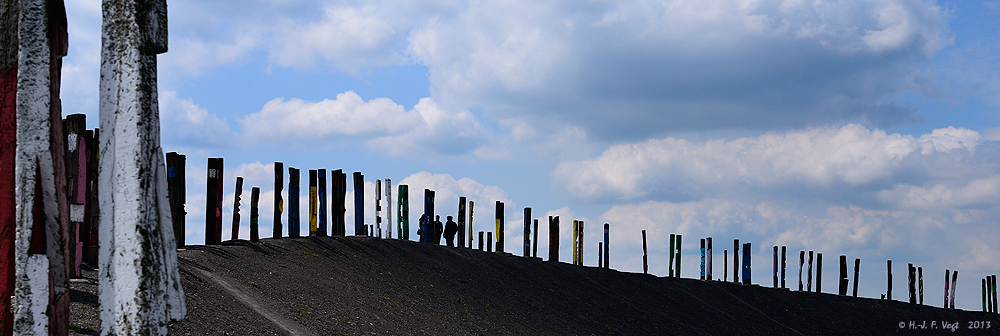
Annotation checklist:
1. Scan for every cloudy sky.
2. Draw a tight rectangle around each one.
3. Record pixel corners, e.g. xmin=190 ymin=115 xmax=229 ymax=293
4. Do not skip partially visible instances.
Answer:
xmin=62 ymin=0 xmax=999 ymax=310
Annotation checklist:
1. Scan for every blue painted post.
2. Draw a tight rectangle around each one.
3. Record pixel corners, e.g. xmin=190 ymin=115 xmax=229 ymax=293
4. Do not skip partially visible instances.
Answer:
xmin=353 ymin=172 xmax=364 ymax=236
xmin=700 ymin=238 xmax=705 ymax=280
xmin=318 ymin=169 xmax=327 ymax=236
xmin=742 ymin=242 xmax=751 ymax=285
xmin=288 ymin=168 xmax=300 ymax=237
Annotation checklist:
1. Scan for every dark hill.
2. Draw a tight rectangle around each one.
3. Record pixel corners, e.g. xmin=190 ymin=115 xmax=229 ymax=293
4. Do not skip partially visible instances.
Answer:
xmin=68 ymin=236 xmax=996 ymax=335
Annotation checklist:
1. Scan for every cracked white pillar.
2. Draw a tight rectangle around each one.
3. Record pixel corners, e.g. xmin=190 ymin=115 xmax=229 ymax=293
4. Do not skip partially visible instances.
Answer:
xmin=14 ymin=0 xmax=71 ymax=334
xmin=98 ymin=0 xmax=186 ymax=335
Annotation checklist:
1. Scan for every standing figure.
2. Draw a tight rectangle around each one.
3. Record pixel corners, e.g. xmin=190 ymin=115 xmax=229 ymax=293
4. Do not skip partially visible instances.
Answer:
xmin=444 ymin=216 xmax=458 ymax=247
xmin=433 ymin=215 xmax=444 ymax=244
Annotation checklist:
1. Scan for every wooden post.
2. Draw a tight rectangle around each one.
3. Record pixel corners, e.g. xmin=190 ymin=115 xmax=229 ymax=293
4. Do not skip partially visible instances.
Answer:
xmin=707 ymin=237 xmax=713 ymax=280
xmin=206 ymin=158 xmax=223 ymax=245
xmin=478 ymin=231 xmax=484 ymax=251
xmin=0 ymin=5 xmax=17 ymax=331
xmin=353 ymin=172 xmax=364 ymax=236
xmin=918 ymin=266 xmax=924 ymax=305
xmin=577 ymin=221 xmax=584 ymax=265
xmin=798 ymin=251 xmax=805 ymax=291
xmin=273 ymin=162 xmax=283 ymax=238
xmin=422 ymin=189 xmax=431 ymax=243
xmin=232 ymin=176 xmax=243 ymax=240
xmin=950 ymin=270 xmax=958 ymax=309
xmin=468 ymin=201 xmax=474 ymax=248
xmin=534 ymin=219 xmax=540 ymax=258
xmin=742 ymin=243 xmax=751 ymax=285
xmin=250 ymin=187 xmax=260 ymax=242
xmin=598 ymin=242 xmax=602 ymax=268
xmin=992 ymin=275 xmax=998 ymax=313
xmin=807 ymin=251 xmax=814 ymax=292
xmin=816 ymin=253 xmax=822 ymax=293
xmin=944 ymin=269 xmax=950 ymax=307
xmin=733 ymin=239 xmax=740 ymax=284
xmin=330 ymin=169 xmax=344 ymax=236
xmin=384 ymin=178 xmax=391 ymax=239
xmin=64 ymin=114 xmax=86 ymax=277
xmin=984 ymin=278 xmax=989 ymax=312
xmin=853 ymin=258 xmax=860 ymax=297
xmin=457 ymin=197 xmax=466 ymax=247
xmin=97 ymin=0 xmax=187 ymax=331
xmin=374 ymin=179 xmax=381 ymax=238
xmin=908 ymin=263 xmax=916 ymax=304
xmin=675 ymin=235 xmax=681 ymax=278
xmin=668 ymin=234 xmax=675 ymax=277
xmin=773 ymin=246 xmax=778 ymax=288
xmin=523 ymin=207 xmax=531 ymax=257
xmin=85 ymin=128 xmax=99 ymax=267
xmin=10 ymin=1 xmax=75 ymax=331
xmin=318 ymin=169 xmax=327 ymax=236
xmin=781 ymin=246 xmax=787 ymax=289
xmin=603 ymin=223 xmax=608 ymax=269
xmin=700 ymin=238 xmax=705 ymax=280
xmin=495 ymin=201 xmax=504 ymax=253
xmin=839 ymin=255 xmax=848 ymax=296
xmin=165 ymin=153 xmax=185 ymax=247
xmin=486 ymin=232 xmax=492 ymax=252
xmin=288 ymin=168 xmax=300 ymax=237
xmin=548 ymin=216 xmax=559 ymax=262
xmin=397 ymin=184 xmax=408 ymax=240
xmin=724 ymin=250 xmax=728 ymax=281
xmin=642 ymin=230 xmax=648 ymax=275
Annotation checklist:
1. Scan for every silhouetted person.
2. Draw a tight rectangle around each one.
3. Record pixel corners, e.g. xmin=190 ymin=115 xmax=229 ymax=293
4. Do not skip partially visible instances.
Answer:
xmin=417 ymin=214 xmax=427 ymax=243
xmin=444 ymin=216 xmax=458 ymax=247
xmin=434 ymin=215 xmax=444 ymax=244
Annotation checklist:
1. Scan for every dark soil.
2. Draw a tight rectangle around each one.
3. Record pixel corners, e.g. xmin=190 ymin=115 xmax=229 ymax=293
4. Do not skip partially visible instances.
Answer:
xmin=69 ymin=236 xmax=998 ymax=335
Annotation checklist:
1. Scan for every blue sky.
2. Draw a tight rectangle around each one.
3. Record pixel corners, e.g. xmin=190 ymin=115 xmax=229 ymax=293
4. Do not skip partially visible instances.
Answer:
xmin=62 ymin=0 xmax=999 ymax=310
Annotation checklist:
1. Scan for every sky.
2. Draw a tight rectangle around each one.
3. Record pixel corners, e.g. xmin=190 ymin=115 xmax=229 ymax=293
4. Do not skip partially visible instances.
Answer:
xmin=60 ymin=0 xmax=1000 ymax=311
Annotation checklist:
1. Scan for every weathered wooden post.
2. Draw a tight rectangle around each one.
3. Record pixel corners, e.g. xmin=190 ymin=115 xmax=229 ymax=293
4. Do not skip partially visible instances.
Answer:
xmin=273 ymin=162 xmax=283 ymax=238
xmin=478 ymin=231 xmax=484 ymax=251
xmin=807 ymin=251 xmax=814 ymax=292
xmin=603 ymin=223 xmax=609 ymax=269
xmin=773 ymin=246 xmax=778 ymax=288
xmin=950 ymin=270 xmax=958 ymax=309
xmin=675 ymin=235 xmax=682 ymax=278
xmin=781 ymin=246 xmax=787 ymax=289
xmin=733 ymin=239 xmax=740 ymax=284
xmin=421 ymin=189 xmax=431 ymax=243
xmin=669 ymin=233 xmax=676 ymax=277
xmin=642 ymin=230 xmax=648 ymax=275
xmin=97 ymin=0 xmax=187 ymax=331
xmin=993 ymin=275 xmax=998 ymax=313
xmin=231 ymin=176 xmax=243 ymax=240
xmin=886 ymin=260 xmax=892 ymax=300
xmin=288 ymin=168 xmax=301 ymax=237
xmin=384 ymin=178 xmax=391 ymax=239
xmin=598 ymin=242 xmax=602 ymax=268
xmin=944 ymin=269 xmax=950 ymax=307
xmin=165 ymin=153 xmax=185 ymax=247
xmin=206 ymin=158 xmax=223 ymax=245
xmin=523 ymin=207 xmax=531 ymax=257
xmin=468 ymin=201 xmax=475 ymax=248
xmin=577 ymin=221 xmax=584 ymax=265
xmin=548 ymin=216 xmax=559 ymax=262
xmin=853 ymin=258 xmax=860 ymax=297
xmin=700 ymin=238 xmax=705 ymax=280
xmin=307 ymin=170 xmax=316 ymax=236
xmin=64 ymin=114 xmax=87 ymax=277
xmin=397 ymin=184 xmax=408 ymax=240
xmin=839 ymin=255 xmax=848 ymax=296
xmin=816 ymin=253 xmax=822 ymax=292
xmin=375 ymin=179 xmax=381 ymax=238
xmin=10 ymin=1 xmax=74 ymax=331
xmin=353 ymin=172 xmax=364 ymax=236
xmin=318 ymin=169 xmax=327 ymax=236
xmin=742 ymin=243 xmax=751 ymax=284
xmin=919 ymin=266 xmax=924 ymax=304
xmin=486 ymin=232 xmax=493 ymax=252
xmin=1 ymin=4 xmax=17 ymax=331
xmin=495 ymin=201 xmax=504 ymax=253
xmin=707 ymin=237 xmax=713 ymax=280
xmin=798 ymin=251 xmax=805 ymax=291
xmin=908 ymin=263 xmax=916 ymax=304
xmin=250 ymin=187 xmax=260 ymax=242
xmin=534 ymin=219 xmax=540 ymax=258
xmin=984 ymin=278 xmax=989 ymax=312
xmin=457 ymin=197 xmax=466 ymax=247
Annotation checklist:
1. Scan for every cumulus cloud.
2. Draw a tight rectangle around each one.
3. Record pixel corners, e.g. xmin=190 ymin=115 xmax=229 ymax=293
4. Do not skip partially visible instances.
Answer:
xmin=160 ymin=91 xmax=240 ymax=148
xmin=554 ymin=124 xmax=994 ymax=203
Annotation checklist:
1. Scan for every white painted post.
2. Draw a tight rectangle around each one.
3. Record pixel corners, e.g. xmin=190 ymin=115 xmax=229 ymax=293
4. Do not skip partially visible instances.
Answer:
xmin=98 ymin=0 xmax=186 ymax=334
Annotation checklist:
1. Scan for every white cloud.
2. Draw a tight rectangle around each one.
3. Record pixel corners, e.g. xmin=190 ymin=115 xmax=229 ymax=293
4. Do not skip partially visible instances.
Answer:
xmin=159 ymin=91 xmax=239 ymax=148
xmin=553 ymin=124 xmax=992 ymax=202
